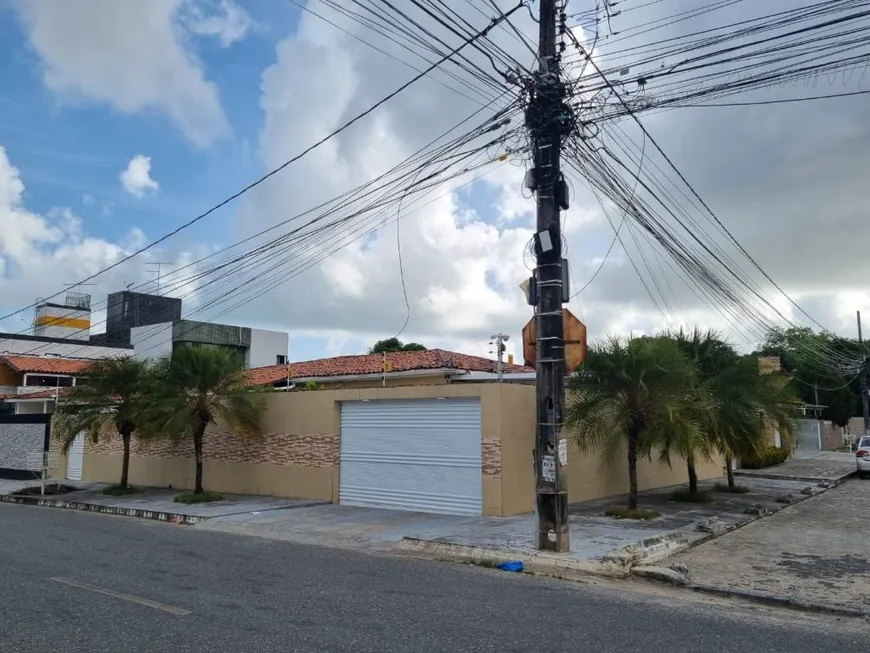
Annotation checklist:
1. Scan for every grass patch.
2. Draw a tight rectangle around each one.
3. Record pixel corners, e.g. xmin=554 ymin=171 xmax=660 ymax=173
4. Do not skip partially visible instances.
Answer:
xmin=713 ymin=483 xmax=750 ymax=494
xmin=101 ymin=484 xmax=141 ymax=496
xmin=670 ymin=489 xmax=714 ymax=503
xmin=174 ymin=490 xmax=223 ymax=504
xmin=605 ymin=506 xmax=660 ymax=520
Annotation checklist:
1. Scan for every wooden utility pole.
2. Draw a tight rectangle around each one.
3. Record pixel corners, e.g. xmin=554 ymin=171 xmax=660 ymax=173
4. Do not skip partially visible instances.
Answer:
xmin=530 ymin=0 xmax=569 ymax=552
xmin=858 ymin=311 xmax=869 ymax=434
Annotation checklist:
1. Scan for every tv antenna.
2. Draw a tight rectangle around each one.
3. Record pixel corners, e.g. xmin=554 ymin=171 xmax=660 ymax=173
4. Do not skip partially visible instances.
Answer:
xmin=147 ymin=262 xmax=172 ymax=294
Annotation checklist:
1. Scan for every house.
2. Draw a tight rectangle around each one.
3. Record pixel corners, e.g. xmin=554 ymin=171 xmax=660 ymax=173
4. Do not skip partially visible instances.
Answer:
xmin=247 ymin=348 xmax=535 ymax=388
xmin=0 ymin=355 xmax=92 ymax=414
xmin=65 ymin=347 xmax=722 ymax=517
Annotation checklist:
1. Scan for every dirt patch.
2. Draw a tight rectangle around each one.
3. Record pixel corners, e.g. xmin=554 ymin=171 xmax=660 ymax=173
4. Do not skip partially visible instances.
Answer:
xmin=774 ymin=552 xmax=870 ymax=580
xmin=11 ymin=484 xmax=80 ymax=496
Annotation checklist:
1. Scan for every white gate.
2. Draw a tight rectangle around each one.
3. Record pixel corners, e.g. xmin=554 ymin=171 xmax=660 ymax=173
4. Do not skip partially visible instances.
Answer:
xmin=339 ymin=398 xmax=483 ymax=515
xmin=66 ymin=433 xmax=84 ymax=480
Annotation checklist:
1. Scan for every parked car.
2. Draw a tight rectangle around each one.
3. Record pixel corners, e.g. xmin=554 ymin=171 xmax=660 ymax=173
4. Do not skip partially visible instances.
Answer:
xmin=856 ymin=436 xmax=870 ymax=479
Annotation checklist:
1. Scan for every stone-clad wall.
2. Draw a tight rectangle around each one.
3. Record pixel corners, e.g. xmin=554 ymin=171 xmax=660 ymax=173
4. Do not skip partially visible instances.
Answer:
xmin=482 ymin=438 xmax=502 ymax=478
xmin=0 ymin=422 xmax=44 ymax=471
xmin=87 ymin=431 xmax=339 ymax=469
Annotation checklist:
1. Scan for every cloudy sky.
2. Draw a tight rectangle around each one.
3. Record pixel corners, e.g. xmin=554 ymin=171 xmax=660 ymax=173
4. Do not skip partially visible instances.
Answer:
xmin=0 ymin=0 xmax=868 ymax=364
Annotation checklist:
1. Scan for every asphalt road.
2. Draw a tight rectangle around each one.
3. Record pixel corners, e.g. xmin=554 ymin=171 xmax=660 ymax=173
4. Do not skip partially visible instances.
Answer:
xmin=1 ymin=504 xmax=865 ymax=653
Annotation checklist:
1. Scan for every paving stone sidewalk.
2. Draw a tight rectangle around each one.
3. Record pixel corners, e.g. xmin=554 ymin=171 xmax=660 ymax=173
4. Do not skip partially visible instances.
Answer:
xmin=670 ymin=479 xmax=870 ymax=614
xmin=734 ymin=453 xmax=856 ymax=484
xmin=0 ymin=482 xmax=325 ymax=522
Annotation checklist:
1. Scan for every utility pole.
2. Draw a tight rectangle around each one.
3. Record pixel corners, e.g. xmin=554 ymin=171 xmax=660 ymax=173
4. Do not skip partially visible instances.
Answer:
xmin=491 ymin=333 xmax=509 ymax=381
xmin=529 ymin=0 xmax=569 ymax=552
xmin=858 ymin=311 xmax=869 ymax=434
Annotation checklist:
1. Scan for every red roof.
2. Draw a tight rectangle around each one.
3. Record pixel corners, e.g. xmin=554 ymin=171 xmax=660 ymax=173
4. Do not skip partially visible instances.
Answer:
xmin=0 ymin=355 xmax=94 ymax=375
xmin=247 ymin=348 xmax=533 ymax=386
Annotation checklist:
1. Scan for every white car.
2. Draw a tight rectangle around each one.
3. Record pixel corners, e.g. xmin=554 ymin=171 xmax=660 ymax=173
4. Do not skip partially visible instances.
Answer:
xmin=857 ymin=436 xmax=870 ymax=478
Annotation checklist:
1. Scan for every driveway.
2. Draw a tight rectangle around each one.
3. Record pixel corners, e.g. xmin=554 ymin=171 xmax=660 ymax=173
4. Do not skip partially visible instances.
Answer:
xmin=670 ymin=479 xmax=870 ymax=611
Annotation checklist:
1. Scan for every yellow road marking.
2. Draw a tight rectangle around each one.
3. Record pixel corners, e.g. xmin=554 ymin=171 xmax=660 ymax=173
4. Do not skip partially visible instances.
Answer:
xmin=50 ymin=577 xmax=191 ymax=616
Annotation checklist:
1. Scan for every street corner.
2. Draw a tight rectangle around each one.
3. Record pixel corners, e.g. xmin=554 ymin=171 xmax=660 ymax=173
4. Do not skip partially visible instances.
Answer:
xmin=663 ymin=480 xmax=870 ymax=618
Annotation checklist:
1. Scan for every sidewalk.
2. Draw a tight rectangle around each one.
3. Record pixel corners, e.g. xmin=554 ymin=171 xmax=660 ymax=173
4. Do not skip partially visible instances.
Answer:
xmin=396 ymin=474 xmax=840 ymax=574
xmin=668 ymin=479 xmax=870 ymax=617
xmin=0 ymin=482 xmax=326 ymax=524
xmin=734 ymin=453 xmax=855 ymax=485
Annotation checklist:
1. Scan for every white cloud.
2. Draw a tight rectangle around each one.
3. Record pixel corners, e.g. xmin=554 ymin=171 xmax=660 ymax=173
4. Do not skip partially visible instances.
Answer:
xmin=181 ymin=0 xmax=255 ymax=47
xmin=0 ymin=145 xmax=131 ymax=323
xmin=13 ymin=0 xmax=229 ymax=146
xmin=220 ymin=0 xmax=870 ymax=360
xmin=0 ymin=145 xmax=205 ymax=336
xmin=120 ymin=155 xmax=160 ymax=198
xmin=217 ymin=1 xmax=550 ymax=356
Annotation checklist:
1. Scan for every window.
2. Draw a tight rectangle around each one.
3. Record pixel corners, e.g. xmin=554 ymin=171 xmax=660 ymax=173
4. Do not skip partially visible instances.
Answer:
xmin=859 ymin=436 xmax=870 ymax=449
xmin=24 ymin=375 xmax=73 ymax=387
xmin=276 ymin=355 xmax=287 ymax=365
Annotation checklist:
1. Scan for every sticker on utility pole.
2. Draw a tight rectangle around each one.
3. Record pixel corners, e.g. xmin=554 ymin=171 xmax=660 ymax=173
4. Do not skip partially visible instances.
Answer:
xmin=542 ymin=455 xmax=556 ymax=483
xmin=558 ymin=439 xmax=567 ymax=466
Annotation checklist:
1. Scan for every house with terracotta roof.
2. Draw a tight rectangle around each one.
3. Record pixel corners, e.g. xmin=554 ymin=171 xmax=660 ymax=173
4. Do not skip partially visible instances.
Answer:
xmin=75 ymin=347 xmax=722 ymax=518
xmin=0 ymin=354 xmax=92 ymax=415
xmin=247 ymin=348 xmax=535 ymax=389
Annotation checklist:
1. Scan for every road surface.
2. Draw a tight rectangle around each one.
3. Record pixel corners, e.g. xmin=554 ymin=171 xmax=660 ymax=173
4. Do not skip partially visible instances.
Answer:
xmin=0 ymin=503 xmax=865 ymax=652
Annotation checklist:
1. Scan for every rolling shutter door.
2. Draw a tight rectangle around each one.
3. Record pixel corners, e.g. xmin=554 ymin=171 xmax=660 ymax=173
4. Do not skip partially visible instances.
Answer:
xmin=339 ymin=398 xmax=482 ymax=515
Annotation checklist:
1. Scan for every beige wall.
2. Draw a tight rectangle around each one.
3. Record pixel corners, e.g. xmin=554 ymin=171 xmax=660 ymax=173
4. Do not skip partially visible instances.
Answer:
xmin=497 ymin=387 xmax=725 ymax=515
xmin=80 ymin=391 xmax=340 ymax=501
xmin=72 ymin=382 xmax=725 ymax=516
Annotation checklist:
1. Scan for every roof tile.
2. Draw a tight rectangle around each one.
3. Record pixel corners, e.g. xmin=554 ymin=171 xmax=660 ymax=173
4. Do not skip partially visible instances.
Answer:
xmin=247 ymin=348 xmax=533 ymax=386
xmin=0 ymin=355 xmax=95 ymax=375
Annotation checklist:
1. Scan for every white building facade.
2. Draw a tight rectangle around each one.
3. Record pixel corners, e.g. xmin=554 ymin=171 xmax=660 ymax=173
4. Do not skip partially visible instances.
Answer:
xmin=130 ymin=319 xmax=288 ymax=369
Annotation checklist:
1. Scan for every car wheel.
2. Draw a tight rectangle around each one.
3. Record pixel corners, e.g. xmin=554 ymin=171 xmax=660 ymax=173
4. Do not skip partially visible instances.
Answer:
xmin=859 ymin=472 xmax=867 ymax=479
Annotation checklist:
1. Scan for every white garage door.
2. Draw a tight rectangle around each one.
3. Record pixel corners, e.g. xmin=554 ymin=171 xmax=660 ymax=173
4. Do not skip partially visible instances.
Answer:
xmin=339 ymin=398 xmax=483 ymax=515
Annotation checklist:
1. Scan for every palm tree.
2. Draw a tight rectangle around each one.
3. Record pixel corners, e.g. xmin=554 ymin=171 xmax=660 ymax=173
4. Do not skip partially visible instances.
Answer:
xmin=53 ymin=357 xmax=155 ymax=490
xmin=145 ymin=346 xmax=266 ymax=496
xmin=671 ymin=328 xmax=796 ymax=491
xmin=566 ymin=335 xmax=707 ymax=510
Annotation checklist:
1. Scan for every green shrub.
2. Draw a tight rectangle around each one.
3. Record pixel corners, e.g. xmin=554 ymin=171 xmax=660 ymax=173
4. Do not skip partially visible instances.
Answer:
xmin=605 ymin=506 xmax=660 ymax=520
xmin=740 ymin=446 xmax=789 ymax=469
xmin=174 ymin=491 xmax=223 ymax=504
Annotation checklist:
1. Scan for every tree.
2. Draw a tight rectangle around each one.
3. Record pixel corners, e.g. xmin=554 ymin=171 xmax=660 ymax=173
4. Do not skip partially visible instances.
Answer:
xmin=675 ymin=328 xmax=797 ymax=491
xmin=369 ymin=338 xmax=427 ymax=354
xmin=566 ymin=335 xmax=707 ymax=510
xmin=53 ymin=357 xmax=156 ymax=490
xmin=756 ymin=327 xmax=859 ymax=427
xmin=145 ymin=347 xmax=266 ymax=496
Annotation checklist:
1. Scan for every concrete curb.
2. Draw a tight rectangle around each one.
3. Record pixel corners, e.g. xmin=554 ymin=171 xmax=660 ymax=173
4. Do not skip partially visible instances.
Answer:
xmin=602 ymin=532 xmax=689 ymax=566
xmin=396 ymin=538 xmax=631 ymax=580
xmin=0 ymin=494 xmax=205 ymax=525
xmin=689 ymin=583 xmax=869 ymax=619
